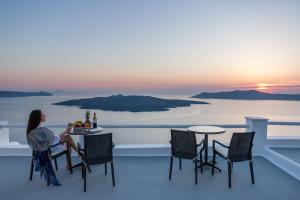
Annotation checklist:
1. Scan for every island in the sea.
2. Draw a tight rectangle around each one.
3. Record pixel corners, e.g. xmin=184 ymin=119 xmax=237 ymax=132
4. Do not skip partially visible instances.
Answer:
xmin=53 ymin=94 xmax=209 ymax=112
xmin=0 ymin=91 xmax=53 ymax=97
xmin=192 ymin=90 xmax=300 ymax=101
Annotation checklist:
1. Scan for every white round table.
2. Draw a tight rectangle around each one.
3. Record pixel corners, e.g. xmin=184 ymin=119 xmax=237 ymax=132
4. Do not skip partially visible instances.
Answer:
xmin=187 ymin=126 xmax=226 ymax=171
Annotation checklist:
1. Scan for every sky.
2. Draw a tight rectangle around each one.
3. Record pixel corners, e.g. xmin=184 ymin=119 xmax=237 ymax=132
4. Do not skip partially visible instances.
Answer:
xmin=0 ymin=0 xmax=300 ymax=94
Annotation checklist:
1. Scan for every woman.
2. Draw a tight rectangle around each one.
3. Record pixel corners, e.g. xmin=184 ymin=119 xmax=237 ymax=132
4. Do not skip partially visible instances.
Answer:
xmin=27 ymin=109 xmax=79 ymax=169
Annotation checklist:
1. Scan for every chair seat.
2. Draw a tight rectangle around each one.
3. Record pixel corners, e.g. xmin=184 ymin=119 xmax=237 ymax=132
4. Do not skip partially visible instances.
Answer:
xmin=215 ymin=144 xmax=229 ymax=158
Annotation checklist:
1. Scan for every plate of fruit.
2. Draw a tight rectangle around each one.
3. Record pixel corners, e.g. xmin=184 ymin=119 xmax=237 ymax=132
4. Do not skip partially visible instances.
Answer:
xmin=73 ymin=120 xmax=92 ymax=134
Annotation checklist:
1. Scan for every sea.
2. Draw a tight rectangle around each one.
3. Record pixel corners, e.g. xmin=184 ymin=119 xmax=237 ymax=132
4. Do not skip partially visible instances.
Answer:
xmin=0 ymin=92 xmax=300 ymax=145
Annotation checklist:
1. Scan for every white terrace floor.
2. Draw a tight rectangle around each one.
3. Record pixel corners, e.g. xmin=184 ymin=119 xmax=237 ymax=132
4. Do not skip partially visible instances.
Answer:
xmin=0 ymin=156 xmax=299 ymax=200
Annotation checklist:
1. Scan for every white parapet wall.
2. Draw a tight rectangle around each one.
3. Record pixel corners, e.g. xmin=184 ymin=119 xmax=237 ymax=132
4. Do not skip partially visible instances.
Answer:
xmin=245 ymin=117 xmax=269 ymax=155
xmin=1 ymin=118 xmax=300 ymax=181
xmin=263 ymin=147 xmax=300 ymax=181
xmin=267 ymin=136 xmax=300 ymax=147
xmin=0 ymin=121 xmax=29 ymax=156
xmin=245 ymin=117 xmax=300 ymax=181
xmin=114 ymin=144 xmax=171 ymax=156
xmin=0 ymin=121 xmax=9 ymax=146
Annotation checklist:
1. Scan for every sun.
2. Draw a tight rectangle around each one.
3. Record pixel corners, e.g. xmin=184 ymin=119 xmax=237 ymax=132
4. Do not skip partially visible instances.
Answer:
xmin=257 ymin=83 xmax=268 ymax=91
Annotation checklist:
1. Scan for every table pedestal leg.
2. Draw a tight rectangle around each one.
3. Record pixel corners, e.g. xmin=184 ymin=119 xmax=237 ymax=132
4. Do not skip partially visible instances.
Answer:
xmin=197 ymin=134 xmax=221 ymax=172
xmin=204 ymin=134 xmax=208 ymax=162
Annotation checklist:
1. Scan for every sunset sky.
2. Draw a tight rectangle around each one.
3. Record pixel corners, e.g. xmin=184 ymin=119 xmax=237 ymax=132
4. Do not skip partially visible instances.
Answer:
xmin=0 ymin=0 xmax=300 ymax=94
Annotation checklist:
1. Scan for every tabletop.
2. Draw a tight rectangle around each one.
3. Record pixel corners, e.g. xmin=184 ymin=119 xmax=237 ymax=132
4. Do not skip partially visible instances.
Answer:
xmin=69 ymin=127 xmax=104 ymax=135
xmin=187 ymin=126 xmax=225 ymax=135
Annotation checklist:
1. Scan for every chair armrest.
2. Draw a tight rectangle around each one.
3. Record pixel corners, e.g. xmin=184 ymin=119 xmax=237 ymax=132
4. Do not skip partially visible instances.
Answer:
xmin=213 ymin=140 xmax=229 ymax=150
xmin=82 ymin=159 xmax=88 ymax=168
xmin=197 ymin=139 xmax=205 ymax=147
xmin=197 ymin=139 xmax=205 ymax=152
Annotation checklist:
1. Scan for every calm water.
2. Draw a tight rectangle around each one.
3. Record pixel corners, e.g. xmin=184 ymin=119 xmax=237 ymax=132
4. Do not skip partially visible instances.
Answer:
xmin=0 ymin=93 xmax=300 ymax=144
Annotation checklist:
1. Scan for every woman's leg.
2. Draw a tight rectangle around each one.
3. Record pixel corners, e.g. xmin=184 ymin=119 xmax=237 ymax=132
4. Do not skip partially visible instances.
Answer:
xmin=62 ymin=134 xmax=79 ymax=153
xmin=60 ymin=134 xmax=79 ymax=169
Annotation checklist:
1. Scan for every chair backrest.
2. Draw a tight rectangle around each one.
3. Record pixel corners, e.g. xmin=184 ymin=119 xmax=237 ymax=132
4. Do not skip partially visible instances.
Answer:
xmin=84 ymin=133 xmax=113 ymax=165
xmin=228 ymin=132 xmax=255 ymax=162
xmin=170 ymin=130 xmax=197 ymax=160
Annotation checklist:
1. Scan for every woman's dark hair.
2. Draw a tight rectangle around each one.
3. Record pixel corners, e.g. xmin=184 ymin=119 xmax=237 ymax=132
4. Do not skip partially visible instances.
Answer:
xmin=26 ymin=110 xmax=42 ymax=135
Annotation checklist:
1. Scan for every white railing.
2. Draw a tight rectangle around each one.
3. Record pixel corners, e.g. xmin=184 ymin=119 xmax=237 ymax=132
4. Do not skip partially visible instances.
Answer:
xmin=1 ymin=117 xmax=300 ymax=148
xmin=1 ymin=117 xmax=299 ymax=153
xmin=0 ymin=122 xmax=248 ymax=154
xmin=1 ymin=117 xmax=300 ymax=180
xmin=0 ymin=124 xmax=248 ymax=129
xmin=268 ymin=121 xmax=300 ymax=126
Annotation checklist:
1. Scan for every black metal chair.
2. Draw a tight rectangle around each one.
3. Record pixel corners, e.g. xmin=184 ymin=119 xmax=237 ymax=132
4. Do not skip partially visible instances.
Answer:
xmin=29 ymin=141 xmax=73 ymax=181
xmin=78 ymin=133 xmax=115 ymax=192
xmin=212 ymin=131 xmax=255 ymax=188
xmin=169 ymin=129 xmax=205 ymax=185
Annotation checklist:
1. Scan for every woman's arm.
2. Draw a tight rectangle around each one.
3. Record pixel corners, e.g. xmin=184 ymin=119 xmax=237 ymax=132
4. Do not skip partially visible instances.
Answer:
xmin=60 ymin=123 xmax=73 ymax=136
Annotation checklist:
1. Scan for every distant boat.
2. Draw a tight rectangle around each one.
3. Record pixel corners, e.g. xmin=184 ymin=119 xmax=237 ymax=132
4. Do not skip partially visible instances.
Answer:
xmin=192 ymin=90 xmax=300 ymax=101
xmin=53 ymin=94 xmax=209 ymax=112
xmin=0 ymin=91 xmax=53 ymax=98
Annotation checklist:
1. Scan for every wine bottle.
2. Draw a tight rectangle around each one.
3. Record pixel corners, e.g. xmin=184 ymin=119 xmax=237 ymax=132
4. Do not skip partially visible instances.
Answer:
xmin=93 ymin=112 xmax=97 ymax=128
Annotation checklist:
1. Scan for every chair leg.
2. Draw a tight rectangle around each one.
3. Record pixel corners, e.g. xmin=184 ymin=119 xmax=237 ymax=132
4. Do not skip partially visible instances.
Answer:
xmin=47 ymin=177 xmax=50 ymax=186
xmin=212 ymin=151 xmax=216 ymax=176
xmin=29 ymin=158 xmax=34 ymax=181
xmin=105 ymin=163 xmax=107 ymax=175
xmin=87 ymin=165 xmax=92 ymax=173
xmin=111 ymin=161 xmax=115 ymax=186
xmin=169 ymin=156 xmax=173 ymax=180
xmin=81 ymin=163 xmax=84 ymax=179
xmin=83 ymin=164 xmax=87 ymax=192
xmin=250 ymin=160 xmax=255 ymax=184
xmin=195 ymin=159 xmax=198 ymax=185
xmin=66 ymin=145 xmax=73 ymax=174
xmin=200 ymin=150 xmax=203 ymax=174
xmin=179 ymin=158 xmax=182 ymax=170
xmin=54 ymin=158 xmax=58 ymax=171
xmin=81 ymin=157 xmax=92 ymax=173
xmin=228 ymin=161 xmax=232 ymax=188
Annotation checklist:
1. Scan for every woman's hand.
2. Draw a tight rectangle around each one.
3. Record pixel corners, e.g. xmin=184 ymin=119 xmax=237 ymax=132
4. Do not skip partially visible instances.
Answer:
xmin=66 ymin=123 xmax=73 ymax=133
